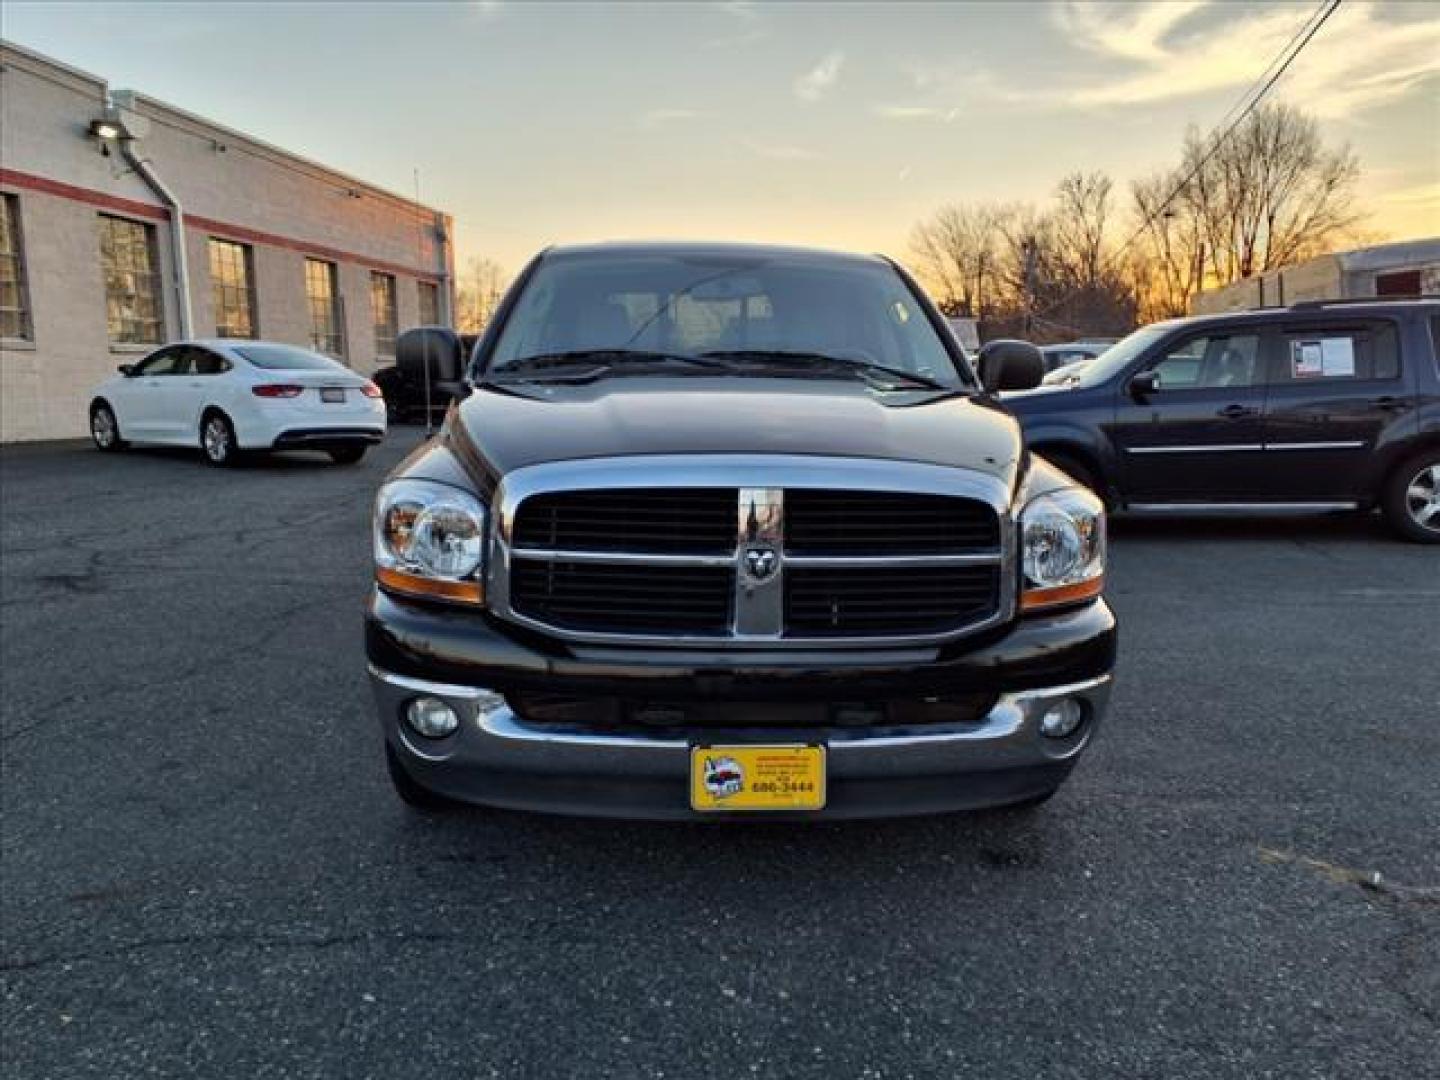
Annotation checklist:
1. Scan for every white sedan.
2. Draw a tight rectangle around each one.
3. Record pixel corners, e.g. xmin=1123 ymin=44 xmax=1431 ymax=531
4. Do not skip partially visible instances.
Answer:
xmin=88 ymin=340 xmax=387 ymax=466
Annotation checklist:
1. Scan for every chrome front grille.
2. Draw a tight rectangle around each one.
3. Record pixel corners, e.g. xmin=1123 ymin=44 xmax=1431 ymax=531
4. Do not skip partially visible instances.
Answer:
xmin=491 ymin=456 xmax=1014 ymax=647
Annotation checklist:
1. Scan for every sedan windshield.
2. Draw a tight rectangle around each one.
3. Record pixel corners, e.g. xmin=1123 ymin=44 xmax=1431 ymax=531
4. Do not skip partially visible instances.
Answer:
xmin=488 ymin=252 xmax=970 ymax=387
xmin=233 ymin=342 xmax=345 ymax=371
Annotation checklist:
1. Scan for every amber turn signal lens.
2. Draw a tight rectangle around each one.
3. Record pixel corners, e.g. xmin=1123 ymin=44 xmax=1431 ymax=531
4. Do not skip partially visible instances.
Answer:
xmin=1020 ymin=574 xmax=1104 ymax=612
xmin=376 ymin=566 xmax=484 ymax=604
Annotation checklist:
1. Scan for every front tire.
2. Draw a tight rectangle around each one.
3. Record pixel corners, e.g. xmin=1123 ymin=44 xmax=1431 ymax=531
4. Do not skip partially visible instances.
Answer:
xmin=328 ymin=446 xmax=367 ymax=466
xmin=1382 ymin=450 xmax=1440 ymax=544
xmin=200 ymin=411 xmax=239 ymax=467
xmin=385 ymin=744 xmax=461 ymax=811
xmin=90 ymin=402 xmax=125 ymax=452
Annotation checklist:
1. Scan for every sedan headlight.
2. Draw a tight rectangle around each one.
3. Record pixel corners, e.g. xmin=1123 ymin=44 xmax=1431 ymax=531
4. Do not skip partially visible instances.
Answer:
xmin=1019 ymin=487 xmax=1105 ymax=612
xmin=373 ymin=479 xmax=487 ymax=604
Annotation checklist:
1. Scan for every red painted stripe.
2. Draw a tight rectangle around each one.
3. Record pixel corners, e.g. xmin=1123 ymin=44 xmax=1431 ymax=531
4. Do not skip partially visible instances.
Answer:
xmin=0 ymin=167 xmax=442 ymax=282
xmin=0 ymin=167 xmax=168 ymax=221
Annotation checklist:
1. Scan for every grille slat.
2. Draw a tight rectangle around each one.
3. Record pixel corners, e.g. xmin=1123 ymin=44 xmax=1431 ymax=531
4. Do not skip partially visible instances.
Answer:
xmin=511 ymin=559 xmax=731 ymax=635
xmin=786 ymin=490 xmax=999 ymax=555
xmin=513 ymin=488 xmax=736 ymax=554
xmin=785 ymin=566 xmax=1000 ymax=636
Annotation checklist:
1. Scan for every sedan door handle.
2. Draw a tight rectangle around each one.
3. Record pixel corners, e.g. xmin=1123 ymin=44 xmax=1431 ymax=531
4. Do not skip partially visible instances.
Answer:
xmin=1372 ymin=395 xmax=1409 ymax=413
xmin=1218 ymin=404 xmax=1255 ymax=419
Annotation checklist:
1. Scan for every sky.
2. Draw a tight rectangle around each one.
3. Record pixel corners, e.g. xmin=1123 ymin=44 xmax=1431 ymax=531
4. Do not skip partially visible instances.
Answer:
xmin=4 ymin=0 xmax=1438 ymax=277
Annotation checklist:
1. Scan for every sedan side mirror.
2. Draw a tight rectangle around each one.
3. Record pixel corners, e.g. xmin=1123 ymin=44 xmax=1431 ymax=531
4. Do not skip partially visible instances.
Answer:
xmin=977 ymin=339 xmax=1045 ymax=392
xmin=1129 ymin=370 xmax=1161 ymax=398
xmin=117 ymin=363 xmax=136 ymax=377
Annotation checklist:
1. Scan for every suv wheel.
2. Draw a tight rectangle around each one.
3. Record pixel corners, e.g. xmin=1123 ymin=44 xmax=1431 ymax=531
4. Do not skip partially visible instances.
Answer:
xmin=1383 ymin=451 xmax=1440 ymax=544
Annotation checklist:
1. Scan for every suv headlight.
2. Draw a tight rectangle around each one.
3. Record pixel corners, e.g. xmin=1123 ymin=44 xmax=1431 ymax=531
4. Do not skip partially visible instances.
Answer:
xmin=373 ymin=478 xmax=487 ymax=604
xmin=1019 ymin=486 xmax=1105 ymax=612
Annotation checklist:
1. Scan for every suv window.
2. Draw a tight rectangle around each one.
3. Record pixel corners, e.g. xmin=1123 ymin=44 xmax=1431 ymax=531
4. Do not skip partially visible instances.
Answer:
xmin=1152 ymin=333 xmax=1260 ymax=390
xmin=134 ymin=347 xmax=191 ymax=376
xmin=1272 ymin=323 xmax=1399 ymax=383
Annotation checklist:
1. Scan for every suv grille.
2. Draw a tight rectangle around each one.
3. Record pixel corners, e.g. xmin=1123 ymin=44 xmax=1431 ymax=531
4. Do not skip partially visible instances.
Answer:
xmin=501 ymin=482 xmax=1006 ymax=644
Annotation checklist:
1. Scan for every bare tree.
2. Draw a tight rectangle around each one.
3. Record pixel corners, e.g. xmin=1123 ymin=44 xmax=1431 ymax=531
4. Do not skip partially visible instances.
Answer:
xmin=1150 ymin=103 xmax=1363 ymax=291
xmin=454 ymin=257 xmax=510 ymax=334
xmin=908 ymin=204 xmax=1004 ymax=317
xmin=1052 ymin=171 xmax=1112 ymax=289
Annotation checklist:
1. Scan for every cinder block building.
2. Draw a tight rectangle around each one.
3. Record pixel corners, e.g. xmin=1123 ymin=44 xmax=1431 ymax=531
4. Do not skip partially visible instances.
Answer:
xmin=0 ymin=40 xmax=455 ymax=442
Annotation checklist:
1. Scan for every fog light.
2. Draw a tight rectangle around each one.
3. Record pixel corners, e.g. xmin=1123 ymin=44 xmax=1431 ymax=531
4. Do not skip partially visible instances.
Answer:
xmin=406 ymin=696 xmax=459 ymax=739
xmin=1038 ymin=698 xmax=1085 ymax=739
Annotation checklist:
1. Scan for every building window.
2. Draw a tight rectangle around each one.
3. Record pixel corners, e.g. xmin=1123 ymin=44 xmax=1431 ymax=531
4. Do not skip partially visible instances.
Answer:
xmin=0 ymin=195 xmax=32 ymax=340
xmin=371 ymin=271 xmax=397 ymax=356
xmin=209 ymin=238 xmax=257 ymax=338
xmin=305 ymin=258 xmax=344 ymax=358
xmin=418 ymin=280 xmax=440 ymax=326
xmin=100 ymin=214 xmax=164 ymax=345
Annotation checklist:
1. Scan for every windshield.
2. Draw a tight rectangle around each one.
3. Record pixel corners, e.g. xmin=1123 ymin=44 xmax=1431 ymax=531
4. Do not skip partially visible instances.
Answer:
xmin=233 ymin=342 xmax=346 ymax=371
xmin=1070 ymin=323 xmax=1175 ymax=387
xmin=488 ymin=252 xmax=968 ymax=387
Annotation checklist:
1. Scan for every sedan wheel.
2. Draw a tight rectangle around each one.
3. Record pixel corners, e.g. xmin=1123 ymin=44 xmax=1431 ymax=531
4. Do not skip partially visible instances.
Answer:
xmin=90 ymin=404 xmax=125 ymax=451
xmin=201 ymin=414 xmax=237 ymax=467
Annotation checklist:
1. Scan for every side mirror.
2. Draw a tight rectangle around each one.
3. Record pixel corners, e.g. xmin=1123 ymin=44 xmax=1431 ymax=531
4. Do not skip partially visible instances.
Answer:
xmin=396 ymin=327 xmax=463 ymax=384
xmin=117 ymin=363 xmax=136 ymax=377
xmin=1129 ymin=370 xmax=1161 ymax=398
xmin=977 ymin=339 xmax=1045 ymax=392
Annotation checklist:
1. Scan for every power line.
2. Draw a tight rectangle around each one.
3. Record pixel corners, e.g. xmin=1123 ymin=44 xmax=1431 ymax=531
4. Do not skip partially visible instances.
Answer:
xmin=1032 ymin=0 xmax=1343 ymax=325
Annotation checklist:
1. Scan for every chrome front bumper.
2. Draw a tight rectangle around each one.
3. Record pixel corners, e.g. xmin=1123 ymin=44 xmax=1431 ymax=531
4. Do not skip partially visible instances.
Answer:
xmin=369 ymin=666 xmax=1112 ymax=821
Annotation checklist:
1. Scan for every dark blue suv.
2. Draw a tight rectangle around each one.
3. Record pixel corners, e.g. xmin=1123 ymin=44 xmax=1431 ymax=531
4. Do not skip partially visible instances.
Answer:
xmin=1003 ymin=299 xmax=1440 ymax=542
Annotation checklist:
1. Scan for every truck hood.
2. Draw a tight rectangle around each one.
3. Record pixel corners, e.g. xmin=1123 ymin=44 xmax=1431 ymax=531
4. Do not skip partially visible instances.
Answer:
xmin=450 ymin=376 xmax=1024 ymax=492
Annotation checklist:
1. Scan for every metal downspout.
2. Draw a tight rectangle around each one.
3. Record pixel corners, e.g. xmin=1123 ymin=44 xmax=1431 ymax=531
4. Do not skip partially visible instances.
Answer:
xmin=120 ymin=139 xmax=192 ymax=339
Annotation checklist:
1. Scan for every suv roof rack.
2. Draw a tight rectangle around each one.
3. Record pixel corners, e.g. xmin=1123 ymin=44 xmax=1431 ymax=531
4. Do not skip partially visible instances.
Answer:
xmin=1285 ymin=295 xmax=1439 ymax=310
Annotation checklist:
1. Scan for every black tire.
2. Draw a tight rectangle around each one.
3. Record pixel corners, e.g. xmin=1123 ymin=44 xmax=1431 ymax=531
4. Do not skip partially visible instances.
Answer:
xmin=1381 ymin=449 xmax=1440 ymax=544
xmin=89 ymin=401 xmax=126 ymax=452
xmin=200 ymin=411 xmax=240 ymax=467
xmin=328 ymin=446 xmax=367 ymax=466
xmin=385 ymin=743 xmax=461 ymax=811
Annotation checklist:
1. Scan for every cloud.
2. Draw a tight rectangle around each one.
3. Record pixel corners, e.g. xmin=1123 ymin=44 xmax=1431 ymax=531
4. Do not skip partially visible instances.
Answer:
xmin=1049 ymin=0 xmax=1440 ymax=119
xmin=471 ymin=0 xmax=504 ymax=19
xmin=892 ymin=1 xmax=1439 ymax=122
xmin=639 ymin=108 xmax=701 ymax=129
xmin=794 ymin=51 xmax=845 ymax=103
xmin=740 ymin=138 xmax=819 ymax=161
xmin=1381 ymin=182 xmax=1440 ymax=208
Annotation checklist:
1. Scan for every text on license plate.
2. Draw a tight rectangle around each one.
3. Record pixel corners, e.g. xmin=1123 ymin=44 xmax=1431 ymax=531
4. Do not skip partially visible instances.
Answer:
xmin=320 ymin=388 xmax=346 ymax=403
xmin=690 ymin=744 xmax=826 ymax=812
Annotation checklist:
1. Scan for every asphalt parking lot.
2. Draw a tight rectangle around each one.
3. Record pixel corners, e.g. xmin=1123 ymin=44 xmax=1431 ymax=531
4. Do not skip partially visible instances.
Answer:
xmin=2 ymin=429 xmax=1436 ymax=1079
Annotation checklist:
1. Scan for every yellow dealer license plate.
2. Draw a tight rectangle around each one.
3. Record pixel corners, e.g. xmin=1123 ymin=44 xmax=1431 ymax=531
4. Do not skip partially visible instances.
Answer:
xmin=690 ymin=744 xmax=826 ymax=812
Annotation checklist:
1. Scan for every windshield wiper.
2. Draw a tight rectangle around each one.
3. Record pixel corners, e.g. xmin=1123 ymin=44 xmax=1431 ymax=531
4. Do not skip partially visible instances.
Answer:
xmin=492 ymin=349 xmax=729 ymax=383
xmin=696 ymin=350 xmax=950 ymax=391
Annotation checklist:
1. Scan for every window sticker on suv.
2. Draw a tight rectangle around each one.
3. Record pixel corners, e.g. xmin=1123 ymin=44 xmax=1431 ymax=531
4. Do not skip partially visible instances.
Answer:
xmin=1290 ymin=336 xmax=1356 ymax=379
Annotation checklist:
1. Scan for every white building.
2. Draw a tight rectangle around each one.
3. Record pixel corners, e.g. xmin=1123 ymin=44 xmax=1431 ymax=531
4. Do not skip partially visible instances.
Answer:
xmin=1191 ymin=237 xmax=1440 ymax=315
xmin=0 ymin=40 xmax=455 ymax=442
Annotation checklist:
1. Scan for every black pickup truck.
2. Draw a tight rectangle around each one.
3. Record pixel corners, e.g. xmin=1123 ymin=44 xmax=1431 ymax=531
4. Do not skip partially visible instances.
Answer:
xmin=1005 ymin=299 xmax=1440 ymax=542
xmin=365 ymin=242 xmax=1116 ymax=820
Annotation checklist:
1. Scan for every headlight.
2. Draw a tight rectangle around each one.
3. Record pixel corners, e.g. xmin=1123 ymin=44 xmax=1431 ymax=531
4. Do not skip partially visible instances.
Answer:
xmin=373 ymin=478 xmax=487 ymax=604
xmin=1019 ymin=486 xmax=1105 ymax=612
